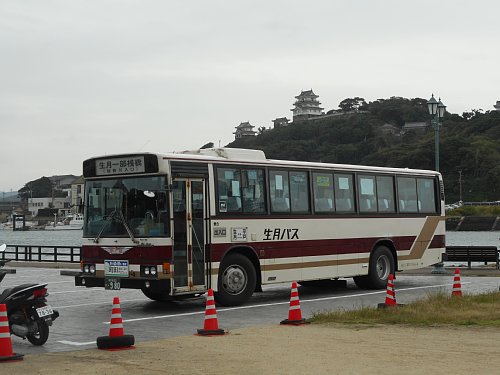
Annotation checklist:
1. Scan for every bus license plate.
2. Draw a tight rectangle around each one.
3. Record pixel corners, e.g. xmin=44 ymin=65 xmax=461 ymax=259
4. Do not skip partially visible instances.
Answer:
xmin=104 ymin=260 xmax=129 ymax=277
xmin=105 ymin=278 xmax=121 ymax=290
xmin=36 ymin=305 xmax=54 ymax=318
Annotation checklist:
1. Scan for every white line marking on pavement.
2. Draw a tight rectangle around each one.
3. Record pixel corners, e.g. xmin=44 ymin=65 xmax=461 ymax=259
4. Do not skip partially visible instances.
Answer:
xmin=113 ymin=282 xmax=469 ymax=324
xmin=58 ymin=340 xmax=96 ymax=346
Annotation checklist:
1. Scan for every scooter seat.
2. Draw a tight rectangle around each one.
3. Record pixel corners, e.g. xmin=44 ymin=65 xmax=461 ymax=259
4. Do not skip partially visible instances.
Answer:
xmin=0 ymin=283 xmax=41 ymax=303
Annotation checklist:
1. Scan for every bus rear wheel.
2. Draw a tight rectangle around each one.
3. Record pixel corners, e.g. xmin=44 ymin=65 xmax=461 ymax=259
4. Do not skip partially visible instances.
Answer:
xmin=215 ymin=253 xmax=256 ymax=307
xmin=353 ymin=245 xmax=395 ymax=290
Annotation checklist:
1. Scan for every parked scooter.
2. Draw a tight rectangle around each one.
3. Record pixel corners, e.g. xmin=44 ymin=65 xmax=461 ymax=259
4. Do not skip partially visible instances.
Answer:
xmin=0 ymin=244 xmax=59 ymax=345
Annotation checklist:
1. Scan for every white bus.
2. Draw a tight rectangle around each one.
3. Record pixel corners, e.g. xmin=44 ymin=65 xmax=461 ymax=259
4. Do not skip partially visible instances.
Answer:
xmin=75 ymin=148 xmax=445 ymax=306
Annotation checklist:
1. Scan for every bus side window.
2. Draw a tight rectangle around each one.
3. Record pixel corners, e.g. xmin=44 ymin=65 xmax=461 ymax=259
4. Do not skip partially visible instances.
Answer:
xmin=290 ymin=171 xmax=309 ymax=213
xmin=417 ymin=178 xmax=436 ymax=213
xmin=397 ymin=177 xmax=418 ymax=213
xmin=241 ymin=169 xmax=266 ymax=213
xmin=217 ymin=168 xmax=242 ymax=213
xmin=376 ymin=176 xmax=395 ymax=213
xmin=270 ymin=170 xmax=290 ymax=213
xmin=273 ymin=197 xmax=290 ymax=211
xmin=336 ymin=198 xmax=352 ymax=211
xmin=227 ymin=196 xmax=241 ymax=211
xmin=313 ymin=172 xmax=335 ymax=213
xmin=334 ymin=173 xmax=355 ymax=213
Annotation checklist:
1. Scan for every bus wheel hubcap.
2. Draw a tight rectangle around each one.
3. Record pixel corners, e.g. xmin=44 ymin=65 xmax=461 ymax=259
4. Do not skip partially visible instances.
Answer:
xmin=376 ymin=255 xmax=390 ymax=280
xmin=223 ymin=266 xmax=247 ymax=295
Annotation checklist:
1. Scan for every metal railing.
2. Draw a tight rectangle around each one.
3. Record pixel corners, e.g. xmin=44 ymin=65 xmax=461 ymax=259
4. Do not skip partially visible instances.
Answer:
xmin=1 ymin=245 xmax=81 ymax=263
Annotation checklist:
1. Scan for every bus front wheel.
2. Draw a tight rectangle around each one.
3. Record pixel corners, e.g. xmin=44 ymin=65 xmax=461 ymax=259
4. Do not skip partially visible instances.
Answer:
xmin=353 ymin=245 xmax=395 ymax=290
xmin=215 ymin=253 xmax=256 ymax=307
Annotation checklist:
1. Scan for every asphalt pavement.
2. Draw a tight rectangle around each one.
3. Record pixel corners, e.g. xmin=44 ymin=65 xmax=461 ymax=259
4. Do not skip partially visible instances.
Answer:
xmin=2 ymin=263 xmax=500 ymax=356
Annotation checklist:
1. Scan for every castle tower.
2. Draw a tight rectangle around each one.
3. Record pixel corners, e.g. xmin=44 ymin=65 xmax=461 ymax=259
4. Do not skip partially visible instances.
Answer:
xmin=272 ymin=117 xmax=290 ymax=128
xmin=291 ymin=90 xmax=324 ymax=121
xmin=233 ymin=121 xmax=256 ymax=139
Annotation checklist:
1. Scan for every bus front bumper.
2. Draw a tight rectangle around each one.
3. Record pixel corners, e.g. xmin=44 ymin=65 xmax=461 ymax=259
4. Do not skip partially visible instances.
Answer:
xmin=75 ymin=275 xmax=170 ymax=290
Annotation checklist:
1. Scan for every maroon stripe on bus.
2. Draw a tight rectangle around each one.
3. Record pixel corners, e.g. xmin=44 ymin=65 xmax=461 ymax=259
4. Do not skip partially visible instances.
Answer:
xmin=210 ymin=236 xmax=416 ymax=261
xmin=82 ymin=245 xmax=172 ymax=263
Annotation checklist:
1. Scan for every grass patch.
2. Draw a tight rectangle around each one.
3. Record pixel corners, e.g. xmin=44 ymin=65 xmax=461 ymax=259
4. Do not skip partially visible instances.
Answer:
xmin=447 ymin=205 xmax=500 ymax=216
xmin=311 ymin=292 xmax=500 ymax=327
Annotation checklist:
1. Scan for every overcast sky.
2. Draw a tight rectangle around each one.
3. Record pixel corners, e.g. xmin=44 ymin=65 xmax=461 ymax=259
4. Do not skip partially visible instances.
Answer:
xmin=1 ymin=1 xmax=499 ymax=192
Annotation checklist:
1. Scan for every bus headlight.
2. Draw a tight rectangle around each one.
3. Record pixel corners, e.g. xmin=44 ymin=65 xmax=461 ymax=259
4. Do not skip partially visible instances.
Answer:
xmin=83 ymin=264 xmax=96 ymax=275
xmin=141 ymin=265 xmax=158 ymax=278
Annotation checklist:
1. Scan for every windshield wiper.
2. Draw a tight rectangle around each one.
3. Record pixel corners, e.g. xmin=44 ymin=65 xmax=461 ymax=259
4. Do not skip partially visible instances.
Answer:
xmin=93 ymin=210 xmax=139 ymax=244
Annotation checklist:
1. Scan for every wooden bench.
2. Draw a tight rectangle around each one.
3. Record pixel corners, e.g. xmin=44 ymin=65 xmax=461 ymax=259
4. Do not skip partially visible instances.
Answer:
xmin=445 ymin=246 xmax=499 ymax=269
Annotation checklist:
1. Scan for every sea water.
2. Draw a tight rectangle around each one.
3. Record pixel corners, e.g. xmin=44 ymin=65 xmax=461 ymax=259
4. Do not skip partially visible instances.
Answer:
xmin=0 ymin=229 xmax=83 ymax=247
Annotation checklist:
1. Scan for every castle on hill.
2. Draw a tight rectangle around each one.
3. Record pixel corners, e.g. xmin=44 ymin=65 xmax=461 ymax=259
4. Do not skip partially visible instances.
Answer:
xmin=233 ymin=89 xmax=329 ymax=139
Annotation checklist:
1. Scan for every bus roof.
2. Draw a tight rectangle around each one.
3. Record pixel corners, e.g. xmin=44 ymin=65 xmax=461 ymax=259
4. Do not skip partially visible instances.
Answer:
xmin=169 ymin=148 xmax=440 ymax=177
xmin=84 ymin=148 xmax=440 ymax=177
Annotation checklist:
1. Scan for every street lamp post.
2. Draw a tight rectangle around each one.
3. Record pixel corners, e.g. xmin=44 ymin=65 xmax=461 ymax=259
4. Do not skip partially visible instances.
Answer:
xmin=427 ymin=94 xmax=447 ymax=274
xmin=458 ymin=170 xmax=463 ymax=204
xmin=427 ymin=94 xmax=446 ymax=172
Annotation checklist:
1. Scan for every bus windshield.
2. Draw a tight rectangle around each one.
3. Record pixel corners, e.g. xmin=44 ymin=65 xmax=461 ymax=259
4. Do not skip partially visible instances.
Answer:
xmin=84 ymin=176 xmax=169 ymax=238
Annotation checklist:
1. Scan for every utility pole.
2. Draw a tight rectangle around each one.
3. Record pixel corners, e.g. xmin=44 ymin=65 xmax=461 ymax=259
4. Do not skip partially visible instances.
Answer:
xmin=458 ymin=170 xmax=463 ymax=203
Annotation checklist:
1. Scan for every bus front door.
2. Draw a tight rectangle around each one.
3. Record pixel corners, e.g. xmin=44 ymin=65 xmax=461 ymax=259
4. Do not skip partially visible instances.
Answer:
xmin=171 ymin=179 xmax=207 ymax=294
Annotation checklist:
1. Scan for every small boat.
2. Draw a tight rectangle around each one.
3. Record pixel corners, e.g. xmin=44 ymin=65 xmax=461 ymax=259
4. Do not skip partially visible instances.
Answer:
xmin=45 ymin=214 xmax=83 ymax=231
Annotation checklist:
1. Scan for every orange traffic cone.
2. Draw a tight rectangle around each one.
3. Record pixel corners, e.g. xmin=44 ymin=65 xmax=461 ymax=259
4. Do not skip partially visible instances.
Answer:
xmin=378 ymin=274 xmax=397 ymax=308
xmin=97 ymin=297 xmax=135 ymax=350
xmin=452 ymin=268 xmax=463 ymax=296
xmin=197 ymin=289 xmax=225 ymax=336
xmin=0 ymin=303 xmax=23 ymax=362
xmin=280 ymin=281 xmax=307 ymax=325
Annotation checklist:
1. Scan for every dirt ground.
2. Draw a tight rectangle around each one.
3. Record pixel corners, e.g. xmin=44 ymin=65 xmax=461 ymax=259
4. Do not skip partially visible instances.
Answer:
xmin=3 ymin=324 xmax=500 ymax=375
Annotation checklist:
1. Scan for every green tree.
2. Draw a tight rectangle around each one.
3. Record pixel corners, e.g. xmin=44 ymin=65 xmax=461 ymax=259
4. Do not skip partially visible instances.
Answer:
xmin=18 ymin=177 xmax=67 ymax=201
xmin=226 ymin=96 xmax=500 ymax=202
xmin=338 ymin=97 xmax=366 ymax=112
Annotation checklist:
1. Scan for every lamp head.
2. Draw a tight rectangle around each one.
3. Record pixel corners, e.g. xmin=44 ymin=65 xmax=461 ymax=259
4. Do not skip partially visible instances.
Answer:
xmin=427 ymin=94 xmax=438 ymax=116
xmin=437 ymin=98 xmax=446 ymax=118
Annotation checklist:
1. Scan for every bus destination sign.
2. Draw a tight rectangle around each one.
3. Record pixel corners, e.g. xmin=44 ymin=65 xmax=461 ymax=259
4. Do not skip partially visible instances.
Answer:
xmin=96 ymin=156 xmax=145 ymax=176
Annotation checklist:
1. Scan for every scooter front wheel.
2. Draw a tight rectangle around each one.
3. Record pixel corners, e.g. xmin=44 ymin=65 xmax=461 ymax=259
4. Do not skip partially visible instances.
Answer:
xmin=27 ymin=319 xmax=49 ymax=346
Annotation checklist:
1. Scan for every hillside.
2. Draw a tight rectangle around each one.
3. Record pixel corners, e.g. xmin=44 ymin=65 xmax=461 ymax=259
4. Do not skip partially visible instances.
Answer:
xmin=227 ymin=97 xmax=500 ymax=202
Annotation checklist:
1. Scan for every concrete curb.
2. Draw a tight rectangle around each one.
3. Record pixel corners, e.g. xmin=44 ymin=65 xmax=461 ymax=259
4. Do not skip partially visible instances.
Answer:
xmin=402 ymin=266 xmax=500 ymax=277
